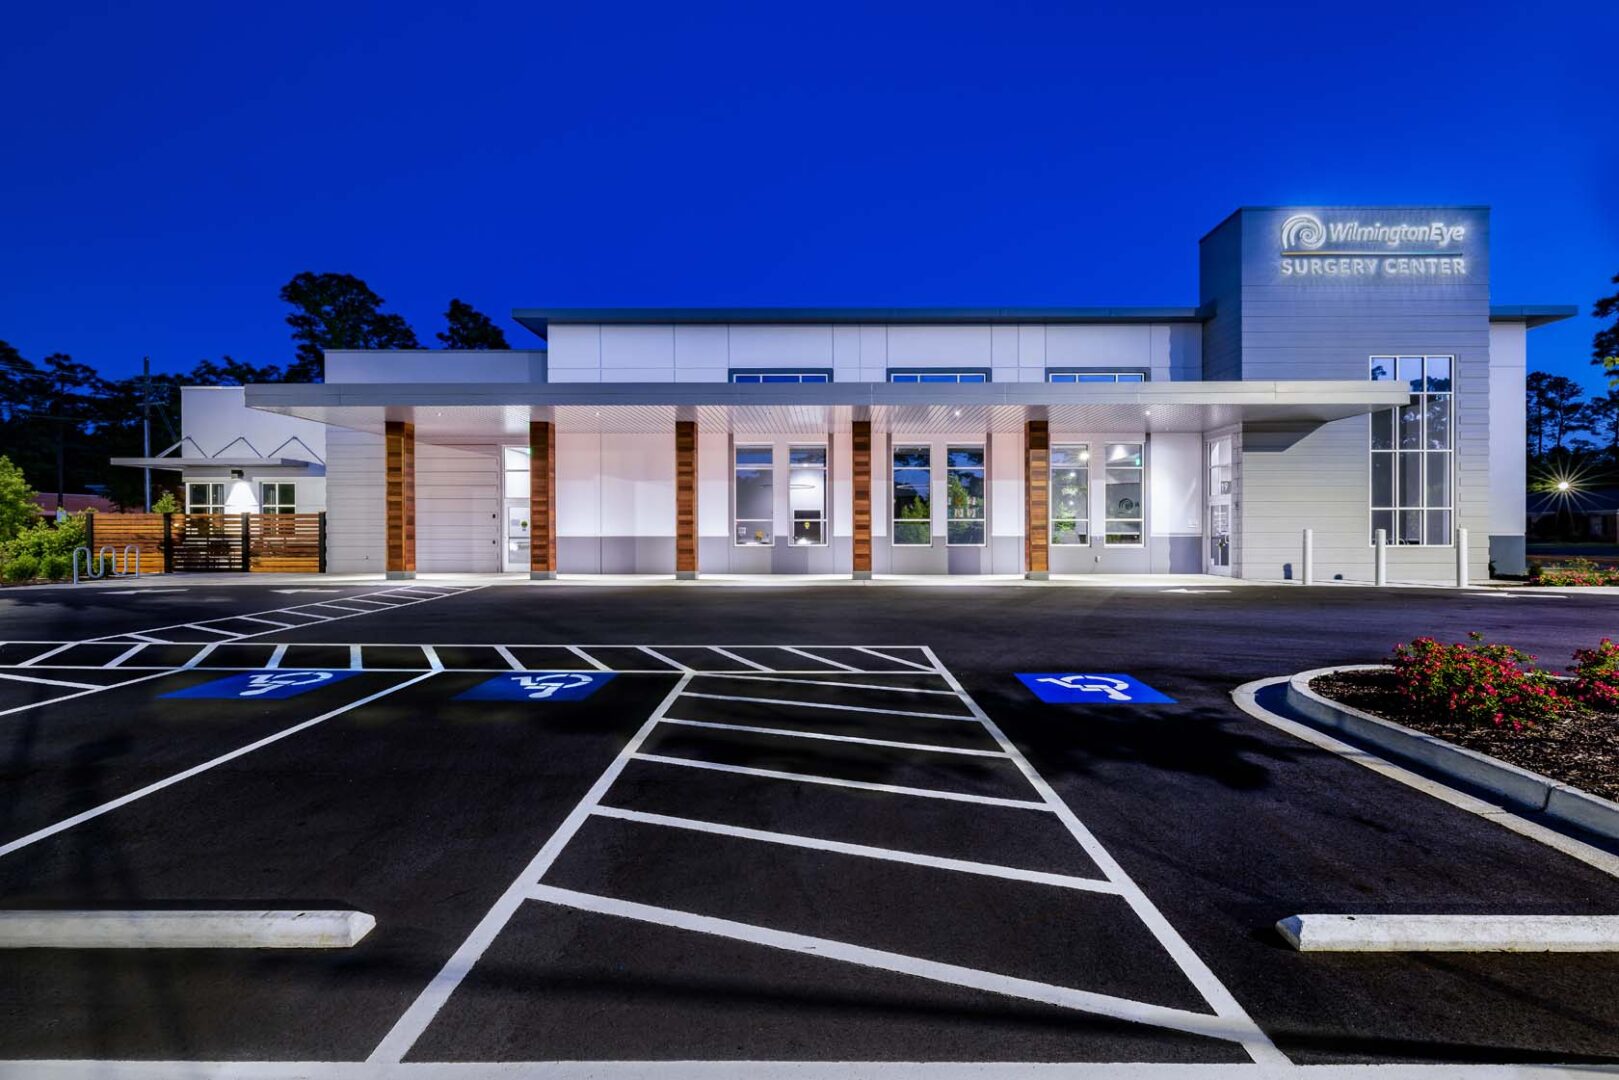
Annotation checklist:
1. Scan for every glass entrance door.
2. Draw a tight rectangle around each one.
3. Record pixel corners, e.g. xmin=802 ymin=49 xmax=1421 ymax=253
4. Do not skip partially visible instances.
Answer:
xmin=1206 ymin=436 xmax=1232 ymax=574
xmin=502 ymin=500 xmax=530 ymax=572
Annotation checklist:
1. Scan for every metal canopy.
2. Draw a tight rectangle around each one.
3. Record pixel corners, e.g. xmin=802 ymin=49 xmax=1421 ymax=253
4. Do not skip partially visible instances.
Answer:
xmin=244 ymin=380 xmax=1410 ymax=443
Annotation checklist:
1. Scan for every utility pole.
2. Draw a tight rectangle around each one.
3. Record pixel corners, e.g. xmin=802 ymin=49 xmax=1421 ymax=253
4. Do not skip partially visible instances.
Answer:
xmin=142 ymin=356 xmax=152 ymax=512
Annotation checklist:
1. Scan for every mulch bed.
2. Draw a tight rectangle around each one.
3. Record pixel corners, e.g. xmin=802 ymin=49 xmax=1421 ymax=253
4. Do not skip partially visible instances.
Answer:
xmin=1310 ymin=668 xmax=1619 ymax=801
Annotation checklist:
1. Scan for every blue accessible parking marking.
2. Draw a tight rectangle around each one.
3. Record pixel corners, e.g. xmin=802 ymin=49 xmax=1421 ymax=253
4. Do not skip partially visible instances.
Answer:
xmin=1016 ymin=673 xmax=1175 ymax=705
xmin=456 ymin=671 xmax=616 ymax=702
xmin=162 ymin=670 xmax=363 ymax=700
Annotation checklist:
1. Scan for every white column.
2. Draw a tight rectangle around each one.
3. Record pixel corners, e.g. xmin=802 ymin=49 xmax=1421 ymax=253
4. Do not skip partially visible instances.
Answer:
xmin=1374 ymin=528 xmax=1388 ymax=587
xmin=1456 ymin=527 xmax=1470 ymax=588
xmin=1301 ymin=528 xmax=1314 ymax=586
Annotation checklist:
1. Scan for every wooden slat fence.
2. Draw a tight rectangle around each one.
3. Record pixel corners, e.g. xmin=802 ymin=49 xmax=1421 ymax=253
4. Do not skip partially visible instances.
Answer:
xmin=83 ymin=512 xmax=325 ymax=574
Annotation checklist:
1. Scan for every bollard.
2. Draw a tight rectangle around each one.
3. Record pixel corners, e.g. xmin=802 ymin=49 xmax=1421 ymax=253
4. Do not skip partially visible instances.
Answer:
xmin=1374 ymin=528 xmax=1387 ymax=587
xmin=1302 ymin=528 xmax=1315 ymax=586
xmin=1456 ymin=527 xmax=1469 ymax=589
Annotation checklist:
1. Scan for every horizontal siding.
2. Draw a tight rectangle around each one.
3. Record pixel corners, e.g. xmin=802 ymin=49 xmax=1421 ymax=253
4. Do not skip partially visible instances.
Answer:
xmin=325 ymin=429 xmax=384 ymax=574
xmin=416 ymin=444 xmax=499 ymax=573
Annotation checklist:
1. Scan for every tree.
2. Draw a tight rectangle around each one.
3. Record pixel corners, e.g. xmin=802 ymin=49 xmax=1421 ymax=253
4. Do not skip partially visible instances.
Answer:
xmin=0 ymin=455 xmax=37 ymax=543
xmin=188 ymin=355 xmax=284 ymax=385
xmin=279 ymin=272 xmax=419 ymax=382
xmin=1594 ymin=272 xmax=1619 ymax=385
xmin=437 ymin=298 xmax=509 ymax=349
xmin=1526 ymin=371 xmax=1588 ymax=457
xmin=1585 ymin=389 xmax=1619 ymax=463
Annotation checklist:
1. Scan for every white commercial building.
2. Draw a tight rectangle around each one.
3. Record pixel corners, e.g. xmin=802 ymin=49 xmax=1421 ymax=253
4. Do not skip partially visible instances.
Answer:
xmin=129 ymin=206 xmax=1570 ymax=583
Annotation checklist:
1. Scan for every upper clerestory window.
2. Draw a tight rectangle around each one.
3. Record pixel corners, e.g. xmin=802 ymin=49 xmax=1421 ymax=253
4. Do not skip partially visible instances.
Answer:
xmin=730 ymin=370 xmax=831 ymax=383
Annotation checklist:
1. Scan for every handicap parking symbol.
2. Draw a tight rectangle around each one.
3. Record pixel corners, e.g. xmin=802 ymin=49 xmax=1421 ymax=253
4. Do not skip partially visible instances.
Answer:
xmin=163 ymin=670 xmax=362 ymax=700
xmin=1016 ymin=673 xmax=1175 ymax=705
xmin=456 ymin=671 xmax=615 ymax=702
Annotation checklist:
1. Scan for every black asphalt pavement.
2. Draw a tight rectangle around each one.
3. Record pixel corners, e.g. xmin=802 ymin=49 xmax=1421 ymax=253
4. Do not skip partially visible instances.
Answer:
xmin=1 ymin=579 xmax=1617 ymax=1068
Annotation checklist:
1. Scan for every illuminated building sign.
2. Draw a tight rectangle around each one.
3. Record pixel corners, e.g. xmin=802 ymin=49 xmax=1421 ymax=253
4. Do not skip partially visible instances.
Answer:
xmin=1278 ymin=213 xmax=1469 ymax=278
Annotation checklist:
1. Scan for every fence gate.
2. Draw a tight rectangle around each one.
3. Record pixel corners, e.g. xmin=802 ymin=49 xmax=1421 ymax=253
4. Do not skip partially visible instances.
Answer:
xmin=84 ymin=512 xmax=326 ymax=574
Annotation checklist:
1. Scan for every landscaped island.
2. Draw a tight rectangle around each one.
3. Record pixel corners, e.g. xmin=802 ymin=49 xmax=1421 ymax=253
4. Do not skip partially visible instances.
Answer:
xmin=1311 ymin=634 xmax=1619 ymax=801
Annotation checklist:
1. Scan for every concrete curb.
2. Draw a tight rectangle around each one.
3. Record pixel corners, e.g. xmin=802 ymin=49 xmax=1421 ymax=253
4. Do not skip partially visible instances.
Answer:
xmin=0 ymin=910 xmax=375 ymax=949
xmin=1276 ymin=913 xmax=1619 ymax=952
xmin=1285 ymin=666 xmax=1619 ymax=844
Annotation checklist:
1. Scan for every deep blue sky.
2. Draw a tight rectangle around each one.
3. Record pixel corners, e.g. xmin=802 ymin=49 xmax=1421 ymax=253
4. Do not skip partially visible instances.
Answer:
xmin=3 ymin=1 xmax=1615 ymax=390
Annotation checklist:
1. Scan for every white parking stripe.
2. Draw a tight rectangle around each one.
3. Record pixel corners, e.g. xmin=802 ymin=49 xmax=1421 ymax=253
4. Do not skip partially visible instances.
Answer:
xmin=693 ymin=672 xmax=960 ymax=696
xmin=266 ymin=644 xmax=288 ymax=670
xmin=853 ymin=646 xmax=938 ymax=672
xmin=706 ymin=646 xmax=773 ymax=672
xmin=780 ymin=646 xmax=860 ymax=671
xmin=632 ymin=753 xmax=1051 ymax=810
xmin=922 ymin=647 xmax=1284 ymax=1065
xmin=0 ymin=672 xmax=102 ymax=690
xmin=659 ymin=717 xmax=1007 ymax=757
xmin=421 ymin=645 xmax=444 ymax=671
xmin=638 ymin=646 xmax=691 ymax=671
xmin=494 ymin=645 xmax=524 ymax=671
xmin=679 ymin=691 xmax=973 ymax=722
xmin=185 ymin=624 xmax=244 ymax=638
xmin=105 ymin=643 xmax=149 ymax=668
xmin=16 ymin=643 xmax=78 ymax=668
xmin=350 ymin=645 xmax=363 ymax=670
xmin=227 ymin=616 xmax=294 ymax=629
xmin=180 ymin=642 xmax=221 ymax=669
xmin=367 ymin=673 xmax=697 ymax=1064
xmin=0 ymin=672 xmax=439 ymax=862
xmin=591 ymin=806 xmax=1116 ymax=892
xmin=567 ymin=646 xmax=609 ymax=671
xmin=529 ymin=886 xmax=1257 ymax=1046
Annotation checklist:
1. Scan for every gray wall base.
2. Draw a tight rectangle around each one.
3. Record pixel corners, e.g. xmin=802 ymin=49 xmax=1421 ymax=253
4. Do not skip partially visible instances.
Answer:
xmin=529 ymin=570 xmax=556 ymax=581
xmin=1025 ymin=571 xmax=1049 ymax=581
xmin=852 ymin=570 xmax=872 ymax=580
xmin=676 ymin=570 xmax=699 ymax=580
xmin=1489 ymin=534 xmax=1527 ymax=577
xmin=385 ymin=570 xmax=415 ymax=580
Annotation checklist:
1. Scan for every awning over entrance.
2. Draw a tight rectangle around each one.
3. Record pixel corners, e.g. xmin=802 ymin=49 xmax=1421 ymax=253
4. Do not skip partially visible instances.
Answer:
xmin=245 ymin=379 xmax=1410 ymax=447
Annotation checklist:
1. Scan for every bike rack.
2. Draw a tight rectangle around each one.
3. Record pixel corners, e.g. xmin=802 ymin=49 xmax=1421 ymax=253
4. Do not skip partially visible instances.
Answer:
xmin=72 ymin=545 xmax=144 ymax=585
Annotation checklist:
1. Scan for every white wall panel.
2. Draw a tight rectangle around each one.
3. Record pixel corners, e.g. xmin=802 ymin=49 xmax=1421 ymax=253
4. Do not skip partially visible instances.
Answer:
xmin=1149 ymin=433 xmax=1201 ymax=535
xmin=1045 ymin=325 xmax=1155 ymax=370
xmin=324 ymin=351 xmax=538 ymax=384
xmin=601 ymin=326 xmax=675 ymax=374
xmin=600 ymin=433 xmax=674 ymax=536
xmin=858 ymin=326 xmax=888 ymax=381
xmin=557 ymin=434 xmax=603 ymax=536
xmin=886 ymin=325 xmax=993 ymax=367
xmin=181 ymin=387 xmax=326 ymax=461
xmin=1489 ymin=323 xmax=1527 ymax=537
xmin=698 ymin=431 xmax=730 ymax=537
xmin=832 ymin=325 xmax=862 ymax=383
xmin=990 ymin=430 xmax=1023 ymax=537
xmin=727 ymin=325 xmax=835 ymax=368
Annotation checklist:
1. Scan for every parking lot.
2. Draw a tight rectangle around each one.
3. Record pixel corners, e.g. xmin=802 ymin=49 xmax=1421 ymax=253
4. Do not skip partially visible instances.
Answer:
xmin=1 ymin=580 xmax=1617 ymax=1076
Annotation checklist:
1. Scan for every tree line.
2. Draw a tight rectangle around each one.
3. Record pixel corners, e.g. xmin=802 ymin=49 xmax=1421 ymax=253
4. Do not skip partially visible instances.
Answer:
xmin=0 ymin=274 xmax=508 ymax=508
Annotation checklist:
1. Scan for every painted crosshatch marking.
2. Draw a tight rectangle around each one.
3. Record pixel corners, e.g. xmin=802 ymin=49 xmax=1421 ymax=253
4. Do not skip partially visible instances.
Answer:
xmin=1016 ymin=673 xmax=1175 ymax=705
xmin=162 ymin=669 xmax=363 ymax=700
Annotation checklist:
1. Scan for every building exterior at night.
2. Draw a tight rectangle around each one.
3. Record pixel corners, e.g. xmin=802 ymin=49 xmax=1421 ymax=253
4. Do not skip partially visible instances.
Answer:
xmin=121 ymin=206 xmax=1571 ymax=584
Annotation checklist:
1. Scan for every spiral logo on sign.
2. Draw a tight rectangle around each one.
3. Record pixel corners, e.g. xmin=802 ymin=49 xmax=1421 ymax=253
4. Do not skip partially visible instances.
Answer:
xmin=1280 ymin=213 xmax=1326 ymax=251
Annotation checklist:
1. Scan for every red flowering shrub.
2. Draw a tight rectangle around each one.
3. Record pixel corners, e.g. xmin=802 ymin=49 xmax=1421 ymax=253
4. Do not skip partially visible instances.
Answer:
xmin=1390 ymin=633 xmax=1570 ymax=731
xmin=1570 ymin=638 xmax=1619 ymax=709
xmin=1533 ymin=558 xmax=1619 ymax=586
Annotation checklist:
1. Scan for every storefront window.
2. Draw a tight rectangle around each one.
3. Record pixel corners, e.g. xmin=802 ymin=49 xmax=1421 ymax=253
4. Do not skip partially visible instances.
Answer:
xmin=1104 ymin=443 xmax=1144 ymax=546
xmin=503 ymin=447 xmax=530 ymax=498
xmin=1051 ymin=444 xmax=1089 ymax=545
xmin=734 ymin=446 xmax=773 ymax=545
xmin=1371 ymin=356 xmax=1453 ymax=545
xmin=892 ymin=445 xmax=932 ymax=545
xmin=946 ymin=446 xmax=986 ymax=545
xmin=789 ymin=446 xmax=827 ymax=545
xmin=259 ymin=482 xmax=296 ymax=514
xmin=186 ymin=482 xmax=224 ymax=514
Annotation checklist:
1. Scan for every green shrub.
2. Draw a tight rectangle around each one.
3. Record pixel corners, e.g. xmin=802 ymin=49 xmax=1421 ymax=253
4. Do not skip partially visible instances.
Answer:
xmin=3 ymin=555 xmax=39 ymax=584
xmin=2 ymin=513 xmax=87 ymax=563
xmin=38 ymin=553 xmax=71 ymax=581
xmin=151 ymin=491 xmax=180 ymax=514
xmin=1390 ymin=632 xmax=1570 ymax=731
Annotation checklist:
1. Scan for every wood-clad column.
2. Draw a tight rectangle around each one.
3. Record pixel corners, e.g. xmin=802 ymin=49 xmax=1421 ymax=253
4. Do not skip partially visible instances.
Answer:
xmin=851 ymin=420 xmax=873 ymax=580
xmin=529 ymin=420 xmax=557 ymax=580
xmin=1024 ymin=420 xmax=1049 ymax=580
xmin=675 ymin=421 xmax=698 ymax=579
xmin=384 ymin=420 xmax=416 ymax=579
